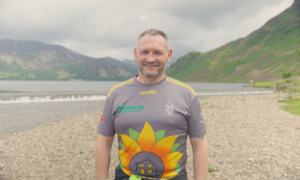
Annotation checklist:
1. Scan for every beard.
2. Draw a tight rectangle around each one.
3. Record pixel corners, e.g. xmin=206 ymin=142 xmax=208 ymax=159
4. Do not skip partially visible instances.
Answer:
xmin=139 ymin=58 xmax=167 ymax=78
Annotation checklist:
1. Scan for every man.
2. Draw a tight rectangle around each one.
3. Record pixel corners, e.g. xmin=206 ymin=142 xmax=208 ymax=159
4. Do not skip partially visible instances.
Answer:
xmin=95 ymin=29 xmax=208 ymax=180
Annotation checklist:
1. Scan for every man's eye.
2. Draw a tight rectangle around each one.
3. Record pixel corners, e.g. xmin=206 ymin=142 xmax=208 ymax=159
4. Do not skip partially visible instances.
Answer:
xmin=155 ymin=52 xmax=162 ymax=55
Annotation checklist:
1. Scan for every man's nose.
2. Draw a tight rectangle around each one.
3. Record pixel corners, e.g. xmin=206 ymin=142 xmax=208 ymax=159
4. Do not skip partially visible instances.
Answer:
xmin=146 ymin=52 xmax=155 ymax=62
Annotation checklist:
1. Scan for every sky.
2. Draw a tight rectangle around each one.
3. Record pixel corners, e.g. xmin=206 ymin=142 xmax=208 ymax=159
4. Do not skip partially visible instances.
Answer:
xmin=0 ymin=0 xmax=294 ymax=63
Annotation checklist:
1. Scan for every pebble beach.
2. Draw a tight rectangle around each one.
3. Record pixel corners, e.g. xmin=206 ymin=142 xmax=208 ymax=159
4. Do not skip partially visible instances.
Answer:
xmin=0 ymin=94 xmax=299 ymax=180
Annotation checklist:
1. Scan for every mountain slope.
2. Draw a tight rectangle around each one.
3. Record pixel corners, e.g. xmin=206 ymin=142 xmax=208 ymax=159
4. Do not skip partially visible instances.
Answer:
xmin=0 ymin=40 xmax=137 ymax=80
xmin=63 ymin=58 xmax=137 ymax=81
xmin=104 ymin=57 xmax=138 ymax=71
xmin=166 ymin=0 xmax=300 ymax=82
xmin=123 ymin=59 xmax=139 ymax=69
xmin=0 ymin=39 xmax=91 ymax=71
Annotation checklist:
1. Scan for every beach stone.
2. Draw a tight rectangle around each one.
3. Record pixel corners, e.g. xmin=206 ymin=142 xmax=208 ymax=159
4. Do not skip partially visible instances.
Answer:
xmin=209 ymin=152 xmax=217 ymax=157
xmin=248 ymin=158 xmax=255 ymax=163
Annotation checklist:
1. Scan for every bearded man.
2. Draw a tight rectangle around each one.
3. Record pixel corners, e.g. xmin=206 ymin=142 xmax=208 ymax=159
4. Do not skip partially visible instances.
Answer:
xmin=95 ymin=29 xmax=208 ymax=180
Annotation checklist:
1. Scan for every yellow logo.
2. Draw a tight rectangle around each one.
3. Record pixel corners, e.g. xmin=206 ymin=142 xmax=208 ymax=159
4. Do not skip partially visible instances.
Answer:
xmin=140 ymin=90 xmax=156 ymax=95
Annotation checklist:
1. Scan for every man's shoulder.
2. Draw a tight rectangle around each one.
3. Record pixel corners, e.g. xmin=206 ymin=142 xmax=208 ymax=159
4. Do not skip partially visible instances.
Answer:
xmin=107 ymin=77 xmax=135 ymax=98
xmin=165 ymin=76 xmax=197 ymax=97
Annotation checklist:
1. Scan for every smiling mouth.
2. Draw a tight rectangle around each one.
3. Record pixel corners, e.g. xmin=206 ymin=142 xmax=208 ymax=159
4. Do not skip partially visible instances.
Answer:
xmin=144 ymin=64 xmax=159 ymax=67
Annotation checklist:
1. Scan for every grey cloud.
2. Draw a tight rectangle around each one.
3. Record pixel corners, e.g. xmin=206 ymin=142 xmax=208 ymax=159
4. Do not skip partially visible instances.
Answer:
xmin=0 ymin=0 xmax=294 ymax=60
xmin=154 ymin=0 xmax=288 ymax=28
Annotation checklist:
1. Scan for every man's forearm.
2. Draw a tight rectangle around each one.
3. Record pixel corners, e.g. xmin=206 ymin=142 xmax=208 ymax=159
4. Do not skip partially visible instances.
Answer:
xmin=95 ymin=135 xmax=114 ymax=179
xmin=190 ymin=135 xmax=209 ymax=180
xmin=95 ymin=146 xmax=110 ymax=179
xmin=193 ymin=147 xmax=208 ymax=180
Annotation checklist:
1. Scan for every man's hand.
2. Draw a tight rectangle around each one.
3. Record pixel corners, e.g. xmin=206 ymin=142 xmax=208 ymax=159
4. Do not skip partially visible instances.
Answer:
xmin=190 ymin=135 xmax=208 ymax=180
xmin=95 ymin=134 xmax=114 ymax=180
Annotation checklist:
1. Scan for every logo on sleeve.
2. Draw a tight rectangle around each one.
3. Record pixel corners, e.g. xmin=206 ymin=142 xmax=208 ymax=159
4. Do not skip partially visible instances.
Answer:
xmin=100 ymin=112 xmax=103 ymax=122
xmin=165 ymin=100 xmax=175 ymax=116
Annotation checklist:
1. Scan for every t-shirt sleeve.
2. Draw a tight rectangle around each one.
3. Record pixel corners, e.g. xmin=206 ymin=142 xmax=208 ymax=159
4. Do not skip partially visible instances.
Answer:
xmin=97 ymin=98 xmax=115 ymax=136
xmin=188 ymin=96 xmax=207 ymax=138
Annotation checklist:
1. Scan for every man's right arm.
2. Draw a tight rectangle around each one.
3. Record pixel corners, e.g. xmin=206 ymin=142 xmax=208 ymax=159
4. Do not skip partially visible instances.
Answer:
xmin=95 ymin=134 xmax=114 ymax=180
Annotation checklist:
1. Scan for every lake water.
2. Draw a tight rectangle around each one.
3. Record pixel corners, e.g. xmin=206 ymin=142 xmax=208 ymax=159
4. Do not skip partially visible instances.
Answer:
xmin=0 ymin=80 xmax=272 ymax=135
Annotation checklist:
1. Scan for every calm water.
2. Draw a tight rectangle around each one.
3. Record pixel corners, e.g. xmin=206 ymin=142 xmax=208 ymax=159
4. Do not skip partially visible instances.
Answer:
xmin=0 ymin=80 xmax=272 ymax=135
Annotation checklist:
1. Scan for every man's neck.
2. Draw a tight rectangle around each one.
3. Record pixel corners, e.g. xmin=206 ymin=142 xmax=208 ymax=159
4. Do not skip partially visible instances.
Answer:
xmin=136 ymin=73 xmax=166 ymax=84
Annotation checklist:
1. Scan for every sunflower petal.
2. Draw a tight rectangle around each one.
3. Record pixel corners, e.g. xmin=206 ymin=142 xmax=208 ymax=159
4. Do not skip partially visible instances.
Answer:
xmin=173 ymin=165 xmax=181 ymax=173
xmin=151 ymin=135 xmax=178 ymax=157
xmin=162 ymin=170 xmax=178 ymax=178
xmin=122 ymin=167 xmax=131 ymax=176
xmin=171 ymin=143 xmax=180 ymax=152
xmin=155 ymin=129 xmax=165 ymax=142
xmin=129 ymin=128 xmax=139 ymax=141
xmin=119 ymin=143 xmax=125 ymax=151
xmin=119 ymin=150 xmax=132 ymax=167
xmin=161 ymin=152 xmax=183 ymax=170
xmin=137 ymin=122 xmax=155 ymax=152
xmin=120 ymin=134 xmax=141 ymax=156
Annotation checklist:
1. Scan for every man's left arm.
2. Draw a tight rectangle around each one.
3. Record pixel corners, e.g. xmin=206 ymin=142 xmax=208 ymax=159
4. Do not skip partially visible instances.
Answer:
xmin=190 ymin=134 xmax=208 ymax=180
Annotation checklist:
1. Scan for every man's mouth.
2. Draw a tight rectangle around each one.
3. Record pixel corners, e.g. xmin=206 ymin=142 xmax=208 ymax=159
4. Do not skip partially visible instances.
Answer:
xmin=144 ymin=64 xmax=159 ymax=67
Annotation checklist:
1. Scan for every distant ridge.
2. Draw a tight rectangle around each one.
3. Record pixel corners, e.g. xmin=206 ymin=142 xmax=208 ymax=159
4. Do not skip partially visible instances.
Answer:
xmin=0 ymin=39 xmax=91 ymax=70
xmin=167 ymin=0 xmax=300 ymax=82
xmin=104 ymin=57 xmax=138 ymax=71
xmin=0 ymin=39 xmax=137 ymax=80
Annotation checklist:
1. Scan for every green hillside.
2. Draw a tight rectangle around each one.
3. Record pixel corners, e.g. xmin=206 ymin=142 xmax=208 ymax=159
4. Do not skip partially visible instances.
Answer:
xmin=167 ymin=0 xmax=300 ymax=82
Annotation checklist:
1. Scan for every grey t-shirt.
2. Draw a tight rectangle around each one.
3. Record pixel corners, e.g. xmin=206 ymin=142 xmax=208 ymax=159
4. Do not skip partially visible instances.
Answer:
xmin=98 ymin=76 xmax=206 ymax=179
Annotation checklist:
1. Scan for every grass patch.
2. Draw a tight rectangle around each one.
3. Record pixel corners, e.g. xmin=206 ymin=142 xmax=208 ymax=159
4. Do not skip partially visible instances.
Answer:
xmin=202 ymin=102 xmax=208 ymax=105
xmin=249 ymin=80 xmax=297 ymax=89
xmin=249 ymin=81 xmax=274 ymax=88
xmin=208 ymin=167 xmax=216 ymax=173
xmin=281 ymin=89 xmax=300 ymax=94
xmin=282 ymin=98 xmax=300 ymax=117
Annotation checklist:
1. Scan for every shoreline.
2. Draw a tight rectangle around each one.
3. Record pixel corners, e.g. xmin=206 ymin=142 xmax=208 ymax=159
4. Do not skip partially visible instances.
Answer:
xmin=0 ymin=90 xmax=274 ymax=103
xmin=0 ymin=92 xmax=107 ymax=101
xmin=0 ymin=94 xmax=299 ymax=179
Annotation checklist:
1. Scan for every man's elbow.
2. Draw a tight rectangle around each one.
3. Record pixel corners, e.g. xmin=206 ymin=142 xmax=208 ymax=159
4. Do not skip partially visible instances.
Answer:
xmin=96 ymin=134 xmax=114 ymax=150
xmin=190 ymin=135 xmax=208 ymax=152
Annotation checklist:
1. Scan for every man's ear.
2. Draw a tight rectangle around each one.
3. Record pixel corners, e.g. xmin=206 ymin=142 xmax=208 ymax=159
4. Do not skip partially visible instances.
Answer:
xmin=167 ymin=49 xmax=173 ymax=63
xmin=134 ymin=48 xmax=138 ymax=62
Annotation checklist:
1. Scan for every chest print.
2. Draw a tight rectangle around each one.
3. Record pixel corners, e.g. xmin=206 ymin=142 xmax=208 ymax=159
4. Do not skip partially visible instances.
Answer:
xmin=118 ymin=122 xmax=182 ymax=179
xmin=165 ymin=100 xmax=175 ymax=116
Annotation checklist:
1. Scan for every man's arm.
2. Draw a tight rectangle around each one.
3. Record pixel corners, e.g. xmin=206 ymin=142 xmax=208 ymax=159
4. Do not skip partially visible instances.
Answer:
xmin=190 ymin=134 xmax=208 ymax=180
xmin=95 ymin=134 xmax=114 ymax=180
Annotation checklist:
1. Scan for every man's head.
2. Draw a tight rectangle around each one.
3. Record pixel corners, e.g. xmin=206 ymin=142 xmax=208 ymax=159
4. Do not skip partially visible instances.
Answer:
xmin=137 ymin=29 xmax=169 ymax=50
xmin=134 ymin=29 xmax=172 ymax=80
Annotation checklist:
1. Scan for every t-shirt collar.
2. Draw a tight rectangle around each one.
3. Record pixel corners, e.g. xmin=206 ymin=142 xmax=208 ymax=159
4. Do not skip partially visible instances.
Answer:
xmin=134 ymin=75 xmax=167 ymax=87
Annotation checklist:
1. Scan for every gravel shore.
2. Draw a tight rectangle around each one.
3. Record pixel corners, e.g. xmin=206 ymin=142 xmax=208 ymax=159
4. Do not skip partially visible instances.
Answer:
xmin=0 ymin=94 xmax=299 ymax=180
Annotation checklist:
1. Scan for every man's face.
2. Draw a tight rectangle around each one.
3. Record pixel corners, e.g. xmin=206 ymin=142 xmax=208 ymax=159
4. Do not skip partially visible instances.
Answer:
xmin=134 ymin=35 xmax=172 ymax=78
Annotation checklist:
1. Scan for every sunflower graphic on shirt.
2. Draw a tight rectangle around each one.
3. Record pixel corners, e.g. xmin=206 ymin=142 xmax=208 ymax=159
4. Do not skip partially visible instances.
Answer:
xmin=118 ymin=122 xmax=183 ymax=179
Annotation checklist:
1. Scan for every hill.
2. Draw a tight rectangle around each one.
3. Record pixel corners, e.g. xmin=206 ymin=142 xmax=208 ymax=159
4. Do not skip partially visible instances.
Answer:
xmin=63 ymin=58 xmax=137 ymax=81
xmin=166 ymin=0 xmax=300 ymax=82
xmin=123 ymin=59 xmax=139 ymax=69
xmin=0 ymin=40 xmax=137 ymax=81
xmin=105 ymin=57 xmax=138 ymax=71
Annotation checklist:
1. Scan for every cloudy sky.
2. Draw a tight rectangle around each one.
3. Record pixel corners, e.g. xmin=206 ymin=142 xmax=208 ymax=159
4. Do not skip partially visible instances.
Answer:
xmin=0 ymin=0 xmax=294 ymax=63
